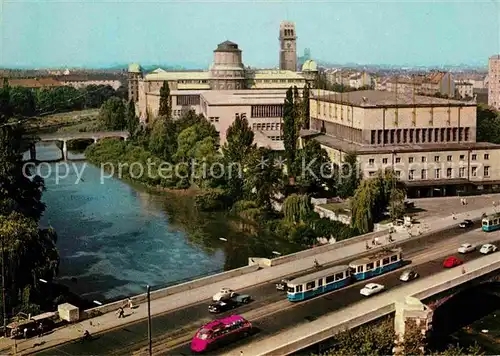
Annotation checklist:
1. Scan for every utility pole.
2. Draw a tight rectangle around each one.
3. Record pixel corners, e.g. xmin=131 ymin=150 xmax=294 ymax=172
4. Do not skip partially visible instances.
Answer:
xmin=147 ymin=285 xmax=152 ymax=356
xmin=1 ymin=237 xmax=7 ymax=333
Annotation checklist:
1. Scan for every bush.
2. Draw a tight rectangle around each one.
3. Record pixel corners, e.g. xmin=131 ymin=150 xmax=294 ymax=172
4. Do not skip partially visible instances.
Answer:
xmin=194 ymin=188 xmax=229 ymax=211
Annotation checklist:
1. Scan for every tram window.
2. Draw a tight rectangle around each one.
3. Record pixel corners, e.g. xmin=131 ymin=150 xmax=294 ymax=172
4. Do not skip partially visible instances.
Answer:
xmin=325 ymin=275 xmax=335 ymax=283
xmin=306 ymin=281 xmax=315 ymax=290
xmin=383 ymin=257 xmax=390 ymax=265
xmin=357 ymin=266 xmax=363 ymax=273
xmin=390 ymin=255 xmax=398 ymax=262
xmin=376 ymin=261 xmax=380 ymax=268
xmin=318 ymin=279 xmax=323 ymax=286
xmin=334 ymin=272 xmax=344 ymax=280
xmin=495 ymin=219 xmax=499 ymax=225
xmin=366 ymin=262 xmax=374 ymax=270
xmin=296 ymin=285 xmax=303 ymax=292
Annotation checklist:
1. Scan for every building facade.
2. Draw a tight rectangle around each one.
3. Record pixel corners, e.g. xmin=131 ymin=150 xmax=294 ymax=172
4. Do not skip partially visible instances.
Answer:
xmin=454 ymin=81 xmax=474 ymax=100
xmin=384 ymin=72 xmax=455 ymax=97
xmin=303 ymin=89 xmax=500 ymax=198
xmin=279 ymin=21 xmax=297 ymax=71
xmin=488 ymin=55 xmax=500 ymax=110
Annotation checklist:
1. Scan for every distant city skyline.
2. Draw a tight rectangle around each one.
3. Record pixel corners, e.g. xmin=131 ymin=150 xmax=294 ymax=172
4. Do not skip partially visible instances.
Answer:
xmin=1 ymin=0 xmax=499 ymax=69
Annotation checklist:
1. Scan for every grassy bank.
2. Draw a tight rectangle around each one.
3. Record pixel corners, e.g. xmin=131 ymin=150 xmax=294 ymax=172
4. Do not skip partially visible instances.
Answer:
xmin=25 ymin=109 xmax=100 ymax=135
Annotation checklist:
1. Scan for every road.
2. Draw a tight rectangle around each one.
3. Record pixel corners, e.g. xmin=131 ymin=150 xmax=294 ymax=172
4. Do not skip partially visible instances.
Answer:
xmin=35 ymin=223 xmax=492 ymax=356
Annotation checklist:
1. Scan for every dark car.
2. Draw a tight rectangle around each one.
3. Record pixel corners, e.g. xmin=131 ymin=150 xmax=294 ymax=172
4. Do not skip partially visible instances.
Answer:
xmin=459 ymin=219 xmax=474 ymax=228
xmin=208 ymin=294 xmax=250 ymax=313
xmin=276 ymin=278 xmax=291 ymax=291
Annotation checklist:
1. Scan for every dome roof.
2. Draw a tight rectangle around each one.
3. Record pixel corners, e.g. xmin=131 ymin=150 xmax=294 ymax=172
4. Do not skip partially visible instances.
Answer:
xmin=214 ymin=41 xmax=241 ymax=52
xmin=128 ymin=63 xmax=141 ymax=73
xmin=301 ymin=59 xmax=318 ymax=72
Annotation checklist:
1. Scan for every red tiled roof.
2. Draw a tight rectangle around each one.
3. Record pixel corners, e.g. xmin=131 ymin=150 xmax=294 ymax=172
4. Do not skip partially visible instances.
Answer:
xmin=0 ymin=78 xmax=63 ymax=88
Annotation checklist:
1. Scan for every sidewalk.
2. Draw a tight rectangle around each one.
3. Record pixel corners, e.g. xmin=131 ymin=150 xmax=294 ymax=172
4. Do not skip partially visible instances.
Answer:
xmin=0 ymin=206 xmax=494 ymax=355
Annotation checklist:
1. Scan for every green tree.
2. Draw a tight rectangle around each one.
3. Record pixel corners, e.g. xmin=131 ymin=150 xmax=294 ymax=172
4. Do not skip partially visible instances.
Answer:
xmin=388 ymin=188 xmax=406 ymax=221
xmin=98 ymin=97 xmax=127 ymax=130
xmin=283 ymin=194 xmax=313 ymax=224
xmin=283 ymin=87 xmax=298 ymax=177
xmin=301 ymin=84 xmax=310 ymax=129
xmin=350 ymin=179 xmax=379 ymax=234
xmin=0 ymin=79 xmax=11 ymax=124
xmin=126 ymin=99 xmax=139 ymax=136
xmin=9 ymin=87 xmax=36 ymax=118
xmin=148 ymin=116 xmax=177 ymax=161
xmin=338 ymin=153 xmax=361 ymax=198
xmin=158 ymin=81 xmax=171 ymax=118
xmin=476 ymin=104 xmax=500 ymax=143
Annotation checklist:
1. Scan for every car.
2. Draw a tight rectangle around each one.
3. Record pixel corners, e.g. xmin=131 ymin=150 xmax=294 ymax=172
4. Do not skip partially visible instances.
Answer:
xmin=212 ymin=288 xmax=236 ymax=301
xmin=360 ymin=283 xmax=385 ymax=297
xmin=443 ymin=256 xmax=463 ymax=268
xmin=399 ymin=270 xmax=419 ymax=282
xmin=479 ymin=244 xmax=498 ymax=254
xmin=208 ymin=294 xmax=251 ymax=313
xmin=458 ymin=243 xmax=475 ymax=254
xmin=459 ymin=219 xmax=474 ymax=228
xmin=276 ymin=278 xmax=291 ymax=291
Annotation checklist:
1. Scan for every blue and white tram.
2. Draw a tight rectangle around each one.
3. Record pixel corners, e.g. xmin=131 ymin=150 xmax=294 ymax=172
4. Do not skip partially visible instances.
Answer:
xmin=286 ymin=265 xmax=351 ymax=302
xmin=349 ymin=248 xmax=403 ymax=281
xmin=482 ymin=213 xmax=500 ymax=232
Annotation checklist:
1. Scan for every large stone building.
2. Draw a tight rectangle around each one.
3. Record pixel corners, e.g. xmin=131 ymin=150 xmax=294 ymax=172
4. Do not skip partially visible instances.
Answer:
xmin=488 ymin=55 xmax=500 ymax=110
xmin=302 ymin=89 xmax=500 ymax=198
xmin=279 ymin=21 xmax=297 ymax=71
xmin=384 ymin=72 xmax=455 ymax=97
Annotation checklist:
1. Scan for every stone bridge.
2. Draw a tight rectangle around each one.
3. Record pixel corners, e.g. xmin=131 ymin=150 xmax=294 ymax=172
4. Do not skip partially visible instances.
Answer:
xmin=28 ymin=131 xmax=129 ymax=161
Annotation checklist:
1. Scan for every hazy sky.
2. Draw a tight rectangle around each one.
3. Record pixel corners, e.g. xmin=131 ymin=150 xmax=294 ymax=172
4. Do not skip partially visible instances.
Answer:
xmin=1 ymin=0 xmax=499 ymax=68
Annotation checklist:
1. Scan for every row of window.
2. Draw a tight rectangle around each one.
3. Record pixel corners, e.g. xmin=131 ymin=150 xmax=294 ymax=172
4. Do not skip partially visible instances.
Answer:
xmin=208 ymin=117 xmax=220 ymax=123
xmin=251 ymin=105 xmax=283 ymax=118
xmin=370 ymin=127 xmax=471 ymax=145
xmin=268 ymin=135 xmax=284 ymax=141
xmin=369 ymin=166 xmax=492 ymax=180
xmin=252 ymin=123 xmax=283 ymax=131
xmin=172 ymin=110 xmax=182 ymax=117
xmin=368 ymin=153 xmax=490 ymax=166
xmin=178 ymin=80 xmax=208 ymax=84
xmin=177 ymin=95 xmax=200 ymax=106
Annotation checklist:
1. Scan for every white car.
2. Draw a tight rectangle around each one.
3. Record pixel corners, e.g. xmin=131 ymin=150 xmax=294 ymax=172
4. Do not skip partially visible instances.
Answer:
xmin=360 ymin=283 xmax=385 ymax=297
xmin=479 ymin=244 xmax=498 ymax=254
xmin=212 ymin=288 xmax=236 ymax=301
xmin=399 ymin=270 xmax=419 ymax=282
xmin=458 ymin=243 xmax=475 ymax=254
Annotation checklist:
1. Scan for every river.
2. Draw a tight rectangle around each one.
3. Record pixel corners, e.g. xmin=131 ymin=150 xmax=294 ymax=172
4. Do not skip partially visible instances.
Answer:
xmin=25 ymin=142 xmax=297 ymax=303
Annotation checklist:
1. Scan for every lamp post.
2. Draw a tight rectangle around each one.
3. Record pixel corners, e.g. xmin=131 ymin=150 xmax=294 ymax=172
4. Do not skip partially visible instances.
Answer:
xmin=147 ymin=285 xmax=152 ymax=356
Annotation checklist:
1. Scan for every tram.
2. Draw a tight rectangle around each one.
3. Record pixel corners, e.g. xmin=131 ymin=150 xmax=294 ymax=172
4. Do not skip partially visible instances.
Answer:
xmin=286 ymin=265 xmax=351 ymax=302
xmin=482 ymin=213 xmax=500 ymax=232
xmin=349 ymin=248 xmax=403 ymax=280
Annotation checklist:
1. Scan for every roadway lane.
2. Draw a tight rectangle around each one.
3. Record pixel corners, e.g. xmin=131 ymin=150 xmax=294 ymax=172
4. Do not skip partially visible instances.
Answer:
xmin=34 ymin=223 xmax=482 ymax=356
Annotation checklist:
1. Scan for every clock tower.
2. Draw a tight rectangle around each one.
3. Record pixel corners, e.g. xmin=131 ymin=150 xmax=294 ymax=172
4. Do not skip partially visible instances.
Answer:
xmin=279 ymin=21 xmax=297 ymax=71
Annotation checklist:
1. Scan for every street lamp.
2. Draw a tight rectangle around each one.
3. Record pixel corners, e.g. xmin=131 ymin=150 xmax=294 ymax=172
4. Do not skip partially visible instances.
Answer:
xmin=147 ymin=285 xmax=152 ymax=356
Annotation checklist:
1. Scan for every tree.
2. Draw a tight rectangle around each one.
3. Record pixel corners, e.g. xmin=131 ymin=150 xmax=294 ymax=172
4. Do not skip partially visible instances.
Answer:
xmin=283 ymin=87 xmax=298 ymax=177
xmin=158 ymin=81 xmax=171 ymax=118
xmin=98 ymin=97 xmax=127 ymax=130
xmin=389 ymin=188 xmax=406 ymax=221
xmin=338 ymin=153 xmax=361 ymax=198
xmin=9 ymin=87 xmax=36 ymax=118
xmin=283 ymin=194 xmax=313 ymax=224
xmin=350 ymin=179 xmax=379 ymax=234
xmin=301 ymin=84 xmax=310 ymax=129
xmin=148 ymin=116 xmax=177 ymax=161
xmin=126 ymin=99 xmax=139 ymax=136
xmin=293 ymin=139 xmax=336 ymax=195
xmin=0 ymin=79 xmax=11 ymax=124
xmin=476 ymin=104 xmax=500 ymax=144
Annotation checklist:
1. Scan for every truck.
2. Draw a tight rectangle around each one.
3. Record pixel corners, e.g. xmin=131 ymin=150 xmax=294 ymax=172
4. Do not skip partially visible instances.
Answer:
xmin=208 ymin=294 xmax=251 ymax=313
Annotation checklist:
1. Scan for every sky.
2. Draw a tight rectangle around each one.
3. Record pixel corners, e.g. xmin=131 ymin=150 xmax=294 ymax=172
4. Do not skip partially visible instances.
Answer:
xmin=1 ymin=0 xmax=499 ymax=69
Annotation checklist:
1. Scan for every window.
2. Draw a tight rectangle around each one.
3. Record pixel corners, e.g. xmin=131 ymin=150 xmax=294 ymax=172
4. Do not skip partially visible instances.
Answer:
xmin=421 ymin=169 xmax=427 ymax=179
xmin=335 ymin=272 xmax=344 ymax=280
xmin=325 ymin=275 xmax=335 ymax=284
xmin=472 ymin=154 xmax=477 ymax=161
xmin=306 ymin=281 xmax=315 ymax=290
xmin=395 ymin=157 xmax=401 ymax=163
xmin=435 ymin=169 xmax=440 ymax=179
xmin=472 ymin=167 xmax=477 ymax=177
xmin=447 ymin=155 xmax=452 ymax=162
xmin=368 ymin=159 xmax=375 ymax=166
xmin=390 ymin=255 xmax=398 ymax=262
xmin=395 ymin=171 xmax=401 ymax=177
xmin=296 ymin=285 xmax=303 ymax=292
xmin=460 ymin=155 xmax=465 ymax=160
xmin=366 ymin=263 xmax=374 ymax=270
xmin=357 ymin=266 xmax=363 ymax=273
xmin=485 ymin=166 xmax=490 ymax=177
xmin=459 ymin=167 xmax=465 ymax=178
xmin=409 ymin=157 xmax=414 ymax=163
xmin=409 ymin=170 xmax=415 ymax=180
xmin=484 ymin=153 xmax=490 ymax=160
xmin=368 ymin=171 xmax=375 ymax=177
xmin=434 ymin=156 xmax=440 ymax=162
xmin=318 ymin=278 xmax=323 ymax=286
xmin=382 ymin=257 xmax=390 ymax=265
xmin=447 ymin=168 xmax=452 ymax=178
xmin=382 ymin=158 xmax=388 ymax=164
xmin=421 ymin=156 xmax=426 ymax=163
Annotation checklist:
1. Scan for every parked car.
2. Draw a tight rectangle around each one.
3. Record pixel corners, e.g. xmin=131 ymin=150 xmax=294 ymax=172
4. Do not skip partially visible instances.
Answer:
xmin=360 ymin=283 xmax=385 ymax=297
xmin=208 ymin=294 xmax=251 ymax=313
xmin=212 ymin=288 xmax=236 ymax=302
xmin=443 ymin=256 xmax=463 ymax=268
xmin=479 ymin=244 xmax=498 ymax=254
xmin=458 ymin=243 xmax=475 ymax=254
xmin=458 ymin=220 xmax=474 ymax=228
xmin=275 ymin=278 xmax=291 ymax=291
xmin=399 ymin=270 xmax=419 ymax=282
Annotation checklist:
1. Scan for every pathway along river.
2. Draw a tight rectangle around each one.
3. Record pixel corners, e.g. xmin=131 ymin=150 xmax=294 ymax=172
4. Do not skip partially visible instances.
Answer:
xmin=25 ymin=142 xmax=298 ymax=303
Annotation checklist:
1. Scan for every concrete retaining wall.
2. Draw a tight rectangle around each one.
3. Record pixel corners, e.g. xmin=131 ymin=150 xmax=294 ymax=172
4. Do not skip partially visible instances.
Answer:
xmin=314 ymin=205 xmax=351 ymax=225
xmin=80 ymin=264 xmax=260 ymax=319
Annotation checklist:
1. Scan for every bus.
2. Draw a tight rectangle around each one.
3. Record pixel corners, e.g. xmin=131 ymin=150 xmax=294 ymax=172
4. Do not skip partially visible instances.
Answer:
xmin=349 ymin=248 xmax=403 ymax=281
xmin=482 ymin=213 xmax=500 ymax=232
xmin=286 ymin=265 xmax=351 ymax=302
xmin=191 ymin=315 xmax=252 ymax=353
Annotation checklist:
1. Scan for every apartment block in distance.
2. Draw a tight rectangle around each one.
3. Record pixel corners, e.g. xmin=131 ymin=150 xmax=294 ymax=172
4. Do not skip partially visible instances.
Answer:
xmin=488 ymin=55 xmax=500 ymax=110
xmin=301 ymin=89 xmax=500 ymax=198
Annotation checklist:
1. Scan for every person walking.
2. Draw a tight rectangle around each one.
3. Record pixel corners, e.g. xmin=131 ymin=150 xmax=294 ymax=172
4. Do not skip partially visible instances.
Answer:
xmin=128 ymin=298 xmax=134 ymax=309
xmin=117 ymin=307 xmax=125 ymax=318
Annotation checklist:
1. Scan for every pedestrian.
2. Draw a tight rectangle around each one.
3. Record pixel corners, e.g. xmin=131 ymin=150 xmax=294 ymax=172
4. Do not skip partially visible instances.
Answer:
xmin=371 ymin=238 xmax=375 ymax=246
xmin=117 ymin=307 xmax=125 ymax=318
xmin=37 ymin=323 xmax=43 ymax=338
xmin=365 ymin=242 xmax=370 ymax=250
xmin=23 ymin=327 xmax=28 ymax=339
xmin=462 ymin=267 xmax=466 ymax=274
xmin=452 ymin=213 xmax=457 ymax=220
xmin=374 ymin=237 xmax=379 ymax=245
xmin=128 ymin=298 xmax=134 ymax=309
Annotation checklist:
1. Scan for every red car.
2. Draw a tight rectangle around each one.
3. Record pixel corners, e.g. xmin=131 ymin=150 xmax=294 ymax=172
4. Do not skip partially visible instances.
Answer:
xmin=443 ymin=256 xmax=463 ymax=268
